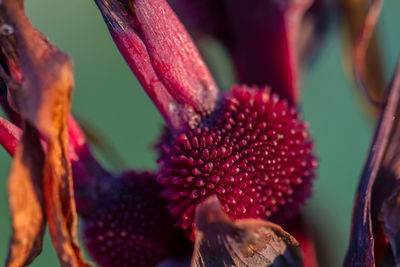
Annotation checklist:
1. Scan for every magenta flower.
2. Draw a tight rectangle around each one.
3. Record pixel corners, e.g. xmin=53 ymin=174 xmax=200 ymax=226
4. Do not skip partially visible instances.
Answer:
xmin=157 ymin=86 xmax=316 ymax=240
xmin=0 ymin=0 xmax=336 ymax=266
xmin=93 ymin=0 xmax=316 ymax=260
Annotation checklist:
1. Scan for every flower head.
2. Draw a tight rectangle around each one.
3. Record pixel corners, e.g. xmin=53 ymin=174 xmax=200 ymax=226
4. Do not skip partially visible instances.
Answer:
xmin=81 ymin=171 xmax=180 ymax=267
xmin=158 ymin=86 xmax=316 ymax=239
xmin=93 ymin=0 xmax=317 ymax=244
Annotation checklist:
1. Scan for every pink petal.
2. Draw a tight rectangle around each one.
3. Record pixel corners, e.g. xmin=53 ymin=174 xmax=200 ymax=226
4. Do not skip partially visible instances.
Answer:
xmin=0 ymin=116 xmax=21 ymax=156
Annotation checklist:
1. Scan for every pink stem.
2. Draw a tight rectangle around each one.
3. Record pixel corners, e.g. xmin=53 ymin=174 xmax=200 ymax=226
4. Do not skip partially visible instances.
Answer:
xmin=0 ymin=116 xmax=21 ymax=156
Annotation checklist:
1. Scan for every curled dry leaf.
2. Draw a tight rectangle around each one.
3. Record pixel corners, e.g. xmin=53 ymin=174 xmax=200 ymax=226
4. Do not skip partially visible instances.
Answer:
xmin=344 ymin=57 xmax=400 ymax=266
xmin=339 ymin=0 xmax=386 ymax=115
xmin=0 ymin=0 xmax=90 ymax=266
xmin=191 ymin=196 xmax=303 ymax=267
xmin=342 ymin=0 xmax=400 ymax=264
xmin=6 ymin=124 xmax=46 ymax=267
xmin=376 ymin=67 xmax=400 ymax=265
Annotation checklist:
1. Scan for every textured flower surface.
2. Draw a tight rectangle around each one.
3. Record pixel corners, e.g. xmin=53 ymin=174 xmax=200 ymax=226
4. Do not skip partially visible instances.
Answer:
xmin=158 ymin=86 xmax=316 ymax=239
xmin=82 ymin=171 xmax=180 ymax=267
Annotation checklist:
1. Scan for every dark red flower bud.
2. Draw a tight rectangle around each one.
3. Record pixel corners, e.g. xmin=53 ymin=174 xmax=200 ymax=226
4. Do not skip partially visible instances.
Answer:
xmin=157 ymin=85 xmax=316 ymax=239
xmin=94 ymin=0 xmax=218 ymax=130
xmin=223 ymin=0 xmax=313 ymax=105
xmin=168 ymin=0 xmax=331 ymax=105
xmin=82 ymin=171 xmax=181 ymax=267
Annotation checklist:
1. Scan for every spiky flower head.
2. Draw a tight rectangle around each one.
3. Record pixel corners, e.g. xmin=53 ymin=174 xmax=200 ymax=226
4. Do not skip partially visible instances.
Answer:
xmin=82 ymin=171 xmax=179 ymax=267
xmin=158 ymin=85 xmax=316 ymax=240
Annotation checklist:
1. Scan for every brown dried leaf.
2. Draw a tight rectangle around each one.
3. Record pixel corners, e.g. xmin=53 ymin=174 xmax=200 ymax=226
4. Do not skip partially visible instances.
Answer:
xmin=191 ymin=197 xmax=303 ymax=267
xmin=40 ymin=69 xmax=90 ymax=267
xmin=6 ymin=124 xmax=46 ymax=267
xmin=340 ymin=0 xmax=386 ymax=116
xmin=0 ymin=1 xmax=90 ymax=266
xmin=344 ymin=56 xmax=400 ymax=266
xmin=374 ymin=73 xmax=400 ymax=265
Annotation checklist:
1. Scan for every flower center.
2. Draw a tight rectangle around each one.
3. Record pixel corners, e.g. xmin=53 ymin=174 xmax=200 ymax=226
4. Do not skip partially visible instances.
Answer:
xmin=157 ymin=85 xmax=317 ymax=240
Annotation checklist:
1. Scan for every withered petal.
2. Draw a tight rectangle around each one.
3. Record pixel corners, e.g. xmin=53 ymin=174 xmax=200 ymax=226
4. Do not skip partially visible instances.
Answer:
xmin=6 ymin=124 xmax=46 ymax=267
xmin=342 ymin=0 xmax=400 ymax=264
xmin=191 ymin=197 xmax=303 ymax=267
xmin=339 ymin=0 xmax=386 ymax=115
xmin=0 ymin=1 xmax=90 ymax=266
xmin=344 ymin=57 xmax=400 ymax=266
xmin=375 ymin=61 xmax=400 ymax=266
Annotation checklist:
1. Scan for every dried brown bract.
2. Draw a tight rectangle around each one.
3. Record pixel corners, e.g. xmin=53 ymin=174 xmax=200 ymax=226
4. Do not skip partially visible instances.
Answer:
xmin=0 ymin=1 xmax=90 ymax=266
xmin=191 ymin=197 xmax=303 ymax=267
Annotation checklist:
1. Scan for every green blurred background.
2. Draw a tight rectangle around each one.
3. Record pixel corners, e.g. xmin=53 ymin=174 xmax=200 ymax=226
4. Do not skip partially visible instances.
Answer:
xmin=0 ymin=0 xmax=399 ymax=266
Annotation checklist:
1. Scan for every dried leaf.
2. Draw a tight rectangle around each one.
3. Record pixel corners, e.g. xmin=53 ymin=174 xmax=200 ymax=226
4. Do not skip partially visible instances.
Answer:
xmin=0 ymin=1 xmax=90 ymax=266
xmin=41 ymin=68 xmax=90 ymax=267
xmin=191 ymin=197 xmax=303 ymax=267
xmin=374 ymin=68 xmax=400 ymax=265
xmin=342 ymin=0 xmax=400 ymax=264
xmin=340 ymin=0 xmax=386 ymax=115
xmin=344 ymin=58 xmax=400 ymax=266
xmin=6 ymin=124 xmax=46 ymax=267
